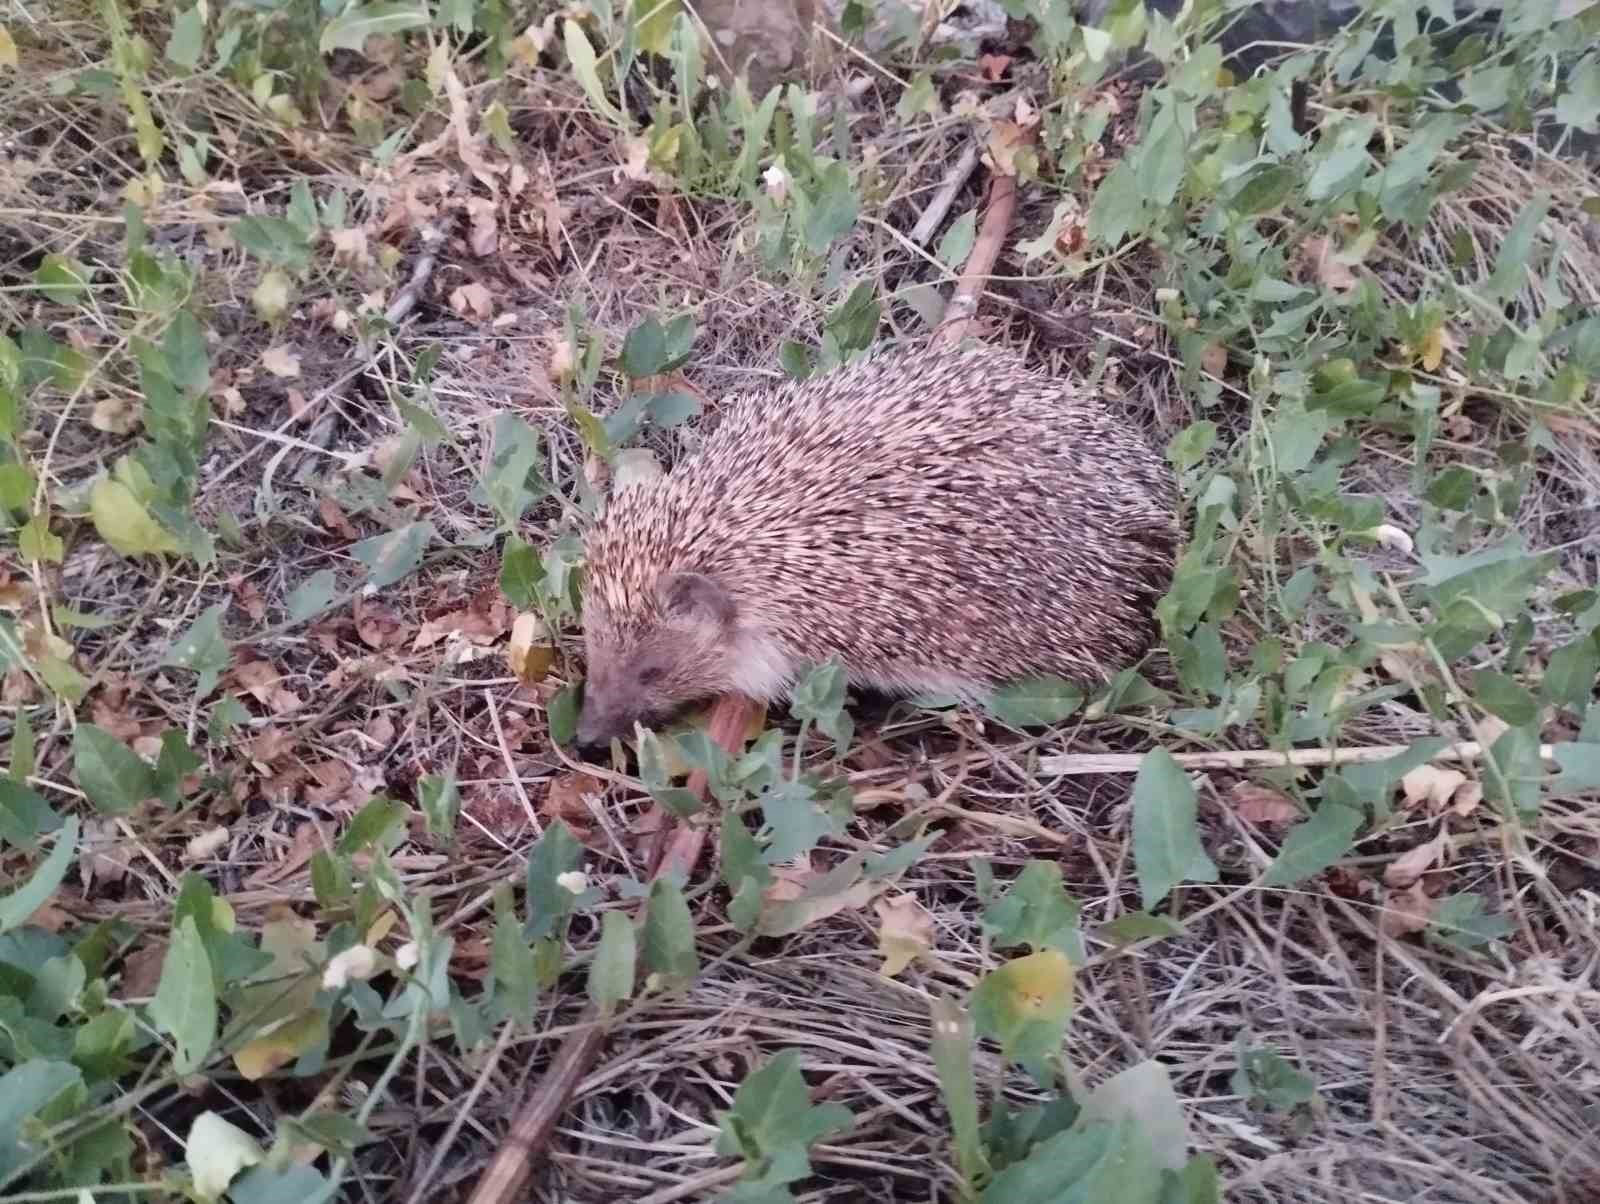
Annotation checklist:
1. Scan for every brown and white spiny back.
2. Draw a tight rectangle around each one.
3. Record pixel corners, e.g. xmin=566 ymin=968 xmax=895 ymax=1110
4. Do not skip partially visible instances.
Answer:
xmin=574 ymin=342 xmax=1178 ymax=745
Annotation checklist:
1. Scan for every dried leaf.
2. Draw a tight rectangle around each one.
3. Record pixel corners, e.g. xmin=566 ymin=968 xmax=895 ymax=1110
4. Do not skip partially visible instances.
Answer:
xmin=1400 ymin=765 xmax=1468 ymax=811
xmin=233 ymin=660 xmax=302 ymax=715
xmin=449 ymin=281 xmax=495 ymax=320
xmin=1200 ymin=342 xmax=1227 ymax=378
xmin=319 ymin=494 xmax=358 ymax=539
xmin=1384 ymin=832 xmax=1449 ymax=888
xmin=978 ymin=53 xmax=1011 ymax=81
xmin=230 ymin=575 xmax=268 ymax=622
xmin=1227 ymin=781 xmax=1300 ymax=827
xmin=874 ymin=893 xmax=934 ymax=977
xmin=1300 ymin=235 xmax=1358 ymax=292
xmin=261 ymin=344 xmax=302 ymax=378
xmin=185 ymin=826 xmax=230 ymax=862
xmin=91 ymin=395 xmax=142 ymax=434
xmin=507 ymin=611 xmax=555 ymax=683
xmin=1378 ymin=881 xmax=1440 ymax=938
xmin=353 ymin=597 xmax=408 ymax=648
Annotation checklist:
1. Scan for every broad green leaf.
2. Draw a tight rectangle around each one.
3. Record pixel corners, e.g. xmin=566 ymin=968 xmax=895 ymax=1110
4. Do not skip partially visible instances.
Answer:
xmin=164 ymin=310 xmax=211 ymax=396
xmin=1541 ymin=637 xmax=1600 ymax=709
xmin=1093 ymin=911 xmax=1185 ymax=946
xmin=547 ymin=684 xmax=579 ymax=746
xmin=161 ymin=602 xmax=230 ymax=699
xmin=1551 ymin=742 xmax=1600 ymax=793
xmin=286 ymin=569 xmax=338 ymax=621
xmin=89 ymin=476 xmax=181 ymax=558
xmin=500 ymin=535 xmax=539 ymax=608
xmin=1131 ymin=748 xmax=1218 ymax=910
xmin=1472 ymin=669 xmax=1538 ymax=726
xmin=0 ymin=816 xmax=78 ymax=932
xmin=804 ymin=161 xmax=859 ymax=255
xmin=351 ymin=521 xmax=433 ymax=588
xmin=981 ymin=861 xmax=1084 ymax=961
xmin=1481 ymin=723 xmax=1544 ymax=819
xmin=713 ymin=1049 xmax=853 ymax=1184
xmin=1228 ymin=163 xmax=1296 ymax=214
xmin=1260 ymin=801 xmax=1363 ymax=888
xmin=588 ymin=909 xmax=636 ymax=1016
xmin=164 ymin=5 xmax=204 ymax=69
xmin=319 ymin=2 xmax=430 ymax=53
xmin=231 ymin=216 xmax=313 ymax=271
xmin=1077 ymin=1059 xmax=1192 ymax=1172
xmin=524 ymin=820 xmax=585 ymax=941
xmin=1557 ymin=53 xmax=1600 ymax=133
xmin=986 ymin=676 xmax=1085 ymax=727
xmin=935 ymin=209 xmax=977 ymax=269
xmin=185 ymin=1111 xmax=264 ymax=1203
xmin=1486 ymin=194 xmax=1550 ymax=301
xmin=227 ymin=1163 xmax=335 ymax=1204
xmin=1231 ymin=1039 xmax=1316 ymax=1113
xmin=641 ymin=877 xmax=697 ymax=985
xmin=1425 ymin=893 xmax=1514 ymax=955
xmin=0 ymin=1060 xmax=85 ymax=1184
xmin=977 ymin=1114 xmax=1160 ymax=1204
xmin=621 ymin=316 xmax=668 ymax=378
xmin=33 ymin=254 xmax=89 ymax=303
xmin=971 ymin=949 xmax=1075 ymax=1074
xmin=335 ymin=796 xmax=407 ymax=855
xmin=150 ymin=915 xmax=217 ymax=1075
xmin=563 ymin=18 xmax=627 ymax=127
xmin=418 ymin=771 xmax=460 ymax=843
xmin=73 ymin=725 xmax=155 ymax=814
xmin=0 ymin=779 xmax=59 ymax=850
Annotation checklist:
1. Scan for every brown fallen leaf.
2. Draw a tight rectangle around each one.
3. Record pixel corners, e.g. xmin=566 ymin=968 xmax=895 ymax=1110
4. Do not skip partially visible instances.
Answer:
xmin=233 ymin=660 xmax=302 ymax=715
xmin=78 ymin=816 xmax=133 ymax=890
xmin=304 ymin=759 xmax=356 ymax=807
xmin=91 ymin=395 xmax=141 ymax=434
xmin=319 ymin=494 xmax=358 ymax=539
xmin=1384 ymin=831 xmax=1449 ymax=888
xmin=874 ymin=893 xmax=935 ymax=977
xmin=978 ymin=52 xmax=1012 ymax=81
xmin=1378 ymin=881 xmax=1440 ymax=938
xmin=1227 ymin=781 xmax=1301 ymax=827
xmin=507 ymin=612 xmax=555 ymax=684
xmin=353 ymin=597 xmax=408 ymax=649
xmin=230 ymin=574 xmax=268 ymax=622
xmin=261 ymin=344 xmax=302 ymax=379
xmin=449 ymin=281 xmax=495 ymax=320
xmin=1299 ymin=235 xmax=1358 ymax=293
xmin=1200 ymin=342 xmax=1227 ymax=378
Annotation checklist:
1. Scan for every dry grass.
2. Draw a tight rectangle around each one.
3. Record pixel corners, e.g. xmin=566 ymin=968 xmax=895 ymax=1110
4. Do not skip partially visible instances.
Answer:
xmin=2 ymin=9 xmax=1600 ymax=1204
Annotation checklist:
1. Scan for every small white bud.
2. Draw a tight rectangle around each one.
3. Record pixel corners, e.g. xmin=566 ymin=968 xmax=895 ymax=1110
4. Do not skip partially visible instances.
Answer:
xmin=395 ymin=941 xmax=420 ymax=970
xmin=763 ymin=162 xmax=790 ymax=206
xmin=1365 ymin=524 xmax=1414 ymax=556
xmin=556 ymin=870 xmax=588 ymax=895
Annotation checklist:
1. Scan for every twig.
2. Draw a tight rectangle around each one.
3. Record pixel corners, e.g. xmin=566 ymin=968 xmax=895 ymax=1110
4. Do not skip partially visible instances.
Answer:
xmin=1038 ymin=740 xmax=1559 ymax=777
xmin=909 ymin=141 xmax=980 ymax=246
xmin=465 ymin=693 xmax=756 ymax=1204
xmin=932 ymin=164 xmax=1021 ymax=347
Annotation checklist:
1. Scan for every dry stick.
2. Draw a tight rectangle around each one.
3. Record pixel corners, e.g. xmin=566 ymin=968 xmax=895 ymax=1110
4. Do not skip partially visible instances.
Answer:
xmin=908 ymin=140 xmax=980 ymax=246
xmin=1037 ymin=739 xmax=1560 ymax=777
xmin=464 ymin=693 xmax=756 ymax=1204
xmin=932 ymin=163 xmax=1020 ymax=348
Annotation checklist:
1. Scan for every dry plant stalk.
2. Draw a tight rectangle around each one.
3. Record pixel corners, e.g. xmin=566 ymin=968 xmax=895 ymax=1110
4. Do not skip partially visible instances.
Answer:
xmin=465 ymin=692 xmax=756 ymax=1204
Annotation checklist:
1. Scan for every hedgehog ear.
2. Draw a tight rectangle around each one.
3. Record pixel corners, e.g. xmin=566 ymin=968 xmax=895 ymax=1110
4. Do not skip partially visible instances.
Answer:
xmin=659 ymin=571 xmax=736 ymax=628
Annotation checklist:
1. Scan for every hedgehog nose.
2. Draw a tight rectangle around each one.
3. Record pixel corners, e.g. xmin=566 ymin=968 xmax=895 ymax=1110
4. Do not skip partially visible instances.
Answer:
xmin=573 ymin=705 xmax=616 ymax=749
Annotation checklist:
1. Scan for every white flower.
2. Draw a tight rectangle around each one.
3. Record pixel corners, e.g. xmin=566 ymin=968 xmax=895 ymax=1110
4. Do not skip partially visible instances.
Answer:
xmin=394 ymin=941 xmax=420 ymax=970
xmin=1366 ymin=524 xmax=1414 ymax=556
xmin=762 ymin=162 xmax=790 ymax=206
xmin=322 ymin=945 xmax=377 ymax=989
xmin=556 ymin=870 xmax=588 ymax=895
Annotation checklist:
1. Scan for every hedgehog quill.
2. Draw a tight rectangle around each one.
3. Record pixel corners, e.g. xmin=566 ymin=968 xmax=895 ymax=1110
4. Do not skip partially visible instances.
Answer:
xmin=573 ymin=342 xmax=1179 ymax=747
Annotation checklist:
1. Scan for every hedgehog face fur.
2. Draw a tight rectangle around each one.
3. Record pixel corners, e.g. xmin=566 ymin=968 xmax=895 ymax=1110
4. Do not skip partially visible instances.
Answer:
xmin=573 ymin=342 xmax=1180 ymax=747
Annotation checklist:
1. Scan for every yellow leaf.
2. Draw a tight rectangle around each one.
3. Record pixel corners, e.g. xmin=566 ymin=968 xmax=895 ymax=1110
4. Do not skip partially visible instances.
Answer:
xmin=991 ymin=948 xmax=1075 ymax=1018
xmin=874 ymin=893 xmax=934 ymax=977
xmin=231 ymin=1009 xmax=328 ymax=1081
xmin=629 ymin=0 xmax=680 ymax=56
xmin=0 ymin=25 xmax=18 ymax=69
xmin=507 ymin=612 xmax=555 ymax=684
xmin=89 ymin=477 xmax=181 ymax=558
xmin=18 ymin=516 xmax=63 ymax=564
xmin=1419 ymin=325 xmax=1444 ymax=372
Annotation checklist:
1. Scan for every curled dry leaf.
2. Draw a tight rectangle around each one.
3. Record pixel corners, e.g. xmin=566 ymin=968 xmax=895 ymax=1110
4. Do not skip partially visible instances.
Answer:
xmin=1299 ymin=235 xmax=1358 ymax=293
xmin=353 ymin=596 xmax=408 ymax=649
xmin=1227 ymin=781 xmax=1301 ymax=827
xmin=1200 ymin=342 xmax=1227 ymax=378
xmin=233 ymin=660 xmax=302 ymax=714
xmin=329 ymin=226 xmax=370 ymax=267
xmin=1401 ymin=765 xmax=1466 ymax=810
xmin=874 ymin=893 xmax=935 ymax=977
xmin=91 ymin=395 xmax=141 ymax=434
xmin=230 ymin=575 xmax=268 ymax=622
xmin=78 ymin=816 xmax=132 ymax=891
xmin=319 ymin=494 xmax=358 ymax=539
xmin=1384 ymin=831 xmax=1449 ymax=888
xmin=185 ymin=826 xmax=230 ymax=862
xmin=449 ymin=282 xmax=495 ymax=320
xmin=1378 ymin=880 xmax=1440 ymax=938
xmin=261 ymin=345 xmax=302 ymax=379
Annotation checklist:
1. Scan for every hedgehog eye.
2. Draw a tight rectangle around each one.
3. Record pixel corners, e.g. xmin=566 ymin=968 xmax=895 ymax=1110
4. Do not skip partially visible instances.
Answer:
xmin=638 ymin=665 xmax=664 ymax=686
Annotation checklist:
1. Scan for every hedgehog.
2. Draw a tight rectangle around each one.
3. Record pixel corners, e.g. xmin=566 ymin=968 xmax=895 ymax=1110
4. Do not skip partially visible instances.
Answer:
xmin=572 ymin=341 xmax=1179 ymax=747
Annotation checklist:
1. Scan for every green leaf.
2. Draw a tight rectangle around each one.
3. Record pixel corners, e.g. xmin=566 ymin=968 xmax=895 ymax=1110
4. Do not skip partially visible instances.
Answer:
xmin=227 ymin=1163 xmax=335 ymax=1204
xmin=89 ymin=476 xmax=181 ymax=558
xmin=563 ymin=18 xmax=628 ymax=127
xmin=0 ymin=816 xmax=78 ymax=932
xmin=500 ymin=535 xmax=539 ymax=608
xmin=0 ymin=463 xmax=34 ymax=515
xmin=0 ymin=1060 xmax=86 ymax=1184
xmin=935 ymin=209 xmax=977 ymax=269
xmin=1425 ymin=892 xmax=1514 ymax=955
xmin=319 ymin=2 xmax=430 ymax=53
xmin=74 ymin=725 xmax=156 ymax=814
xmin=1472 ymin=669 xmax=1538 ymax=726
xmin=351 ymin=521 xmax=433 ymax=588
xmin=1551 ymin=742 xmax=1600 ymax=793
xmin=1231 ymin=1039 xmax=1316 ymax=1113
xmin=1131 ymin=748 xmax=1218 ymax=910
xmin=1135 ymin=101 xmax=1186 ymax=207
xmin=1541 ymin=637 xmax=1599 ymax=710
xmin=622 ymin=316 xmax=668 ymax=378
xmin=547 ymin=684 xmax=579 ymax=747
xmin=163 ymin=310 xmax=211 ymax=397
xmin=164 ymin=5 xmax=205 ymax=69
xmin=524 ymin=820 xmax=585 ymax=941
xmin=713 ymin=1049 xmax=853 ymax=1187
xmin=804 ymin=161 xmax=859 ymax=256
xmin=161 ymin=602 xmax=230 ymax=699
xmin=1486 ymin=194 xmax=1550 ymax=301
xmin=286 ymin=569 xmax=338 ymax=622
xmin=417 ymin=771 xmax=460 ymax=843
xmin=8 ymin=706 xmax=35 ymax=782
xmin=1077 ymin=1059 xmax=1191 ymax=1174
xmin=335 ymin=796 xmax=407 ymax=856
xmin=981 ymin=861 xmax=1084 ymax=961
xmin=929 ymin=997 xmax=987 ymax=1187
xmin=985 ymin=676 xmax=1084 ymax=727
xmin=977 ymin=1114 xmax=1159 ymax=1203
xmin=778 ymin=341 xmax=814 ymax=380
xmin=641 ymin=877 xmax=697 ymax=986
xmin=588 ymin=909 xmax=636 ymax=1016
xmin=1228 ymin=162 xmax=1296 ymax=214
xmin=482 ymin=414 xmax=544 ymax=526
xmin=1482 ymin=722 xmax=1544 ymax=819
xmin=33 ymin=254 xmax=90 ymax=303
xmin=150 ymin=915 xmax=217 ymax=1075
xmin=1093 ymin=911 xmax=1185 ymax=946
xmin=231 ymin=216 xmax=313 ymax=271
xmin=0 ymin=779 xmax=60 ymax=850
xmin=971 ymin=949 xmax=1076 ymax=1075
xmin=1087 ymin=158 xmax=1144 ymax=246
xmin=1556 ymin=53 xmax=1600 ymax=133
xmin=1260 ymin=801 xmax=1363 ymax=888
